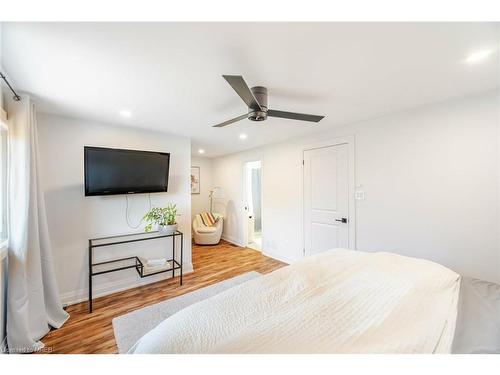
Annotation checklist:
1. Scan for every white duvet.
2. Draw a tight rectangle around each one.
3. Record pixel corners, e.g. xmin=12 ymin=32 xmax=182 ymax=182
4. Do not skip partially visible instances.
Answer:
xmin=130 ymin=249 xmax=461 ymax=354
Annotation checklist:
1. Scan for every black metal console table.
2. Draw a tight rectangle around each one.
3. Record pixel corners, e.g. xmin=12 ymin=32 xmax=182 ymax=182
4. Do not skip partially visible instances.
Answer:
xmin=88 ymin=230 xmax=183 ymax=313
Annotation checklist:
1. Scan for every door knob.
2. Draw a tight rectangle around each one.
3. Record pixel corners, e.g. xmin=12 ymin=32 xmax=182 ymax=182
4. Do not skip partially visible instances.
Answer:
xmin=335 ymin=218 xmax=348 ymax=223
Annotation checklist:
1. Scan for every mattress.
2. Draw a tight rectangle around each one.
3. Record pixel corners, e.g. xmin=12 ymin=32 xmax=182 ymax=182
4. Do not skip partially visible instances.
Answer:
xmin=130 ymin=248 xmax=461 ymax=354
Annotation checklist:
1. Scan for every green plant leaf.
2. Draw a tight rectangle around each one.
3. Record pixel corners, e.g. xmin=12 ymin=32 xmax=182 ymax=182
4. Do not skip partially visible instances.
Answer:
xmin=143 ymin=203 xmax=178 ymax=227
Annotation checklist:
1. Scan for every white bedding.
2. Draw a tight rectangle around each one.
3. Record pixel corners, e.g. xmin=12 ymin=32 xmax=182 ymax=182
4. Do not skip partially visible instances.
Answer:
xmin=130 ymin=249 xmax=461 ymax=354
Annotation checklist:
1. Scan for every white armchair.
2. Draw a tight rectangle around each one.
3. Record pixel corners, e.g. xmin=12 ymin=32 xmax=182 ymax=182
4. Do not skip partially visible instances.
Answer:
xmin=192 ymin=214 xmax=223 ymax=245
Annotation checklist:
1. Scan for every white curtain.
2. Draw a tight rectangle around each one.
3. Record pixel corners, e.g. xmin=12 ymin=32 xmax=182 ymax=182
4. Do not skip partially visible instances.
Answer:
xmin=6 ymin=95 xmax=69 ymax=353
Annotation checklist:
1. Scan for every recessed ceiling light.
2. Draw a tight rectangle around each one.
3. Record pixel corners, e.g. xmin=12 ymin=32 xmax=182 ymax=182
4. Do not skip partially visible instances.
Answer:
xmin=465 ymin=49 xmax=493 ymax=64
xmin=198 ymin=149 xmax=205 ymax=154
xmin=239 ymin=133 xmax=247 ymax=140
xmin=119 ymin=110 xmax=132 ymax=118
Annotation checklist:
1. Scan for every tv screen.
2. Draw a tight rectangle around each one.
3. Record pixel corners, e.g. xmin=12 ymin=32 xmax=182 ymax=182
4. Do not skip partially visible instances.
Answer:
xmin=84 ymin=146 xmax=170 ymax=196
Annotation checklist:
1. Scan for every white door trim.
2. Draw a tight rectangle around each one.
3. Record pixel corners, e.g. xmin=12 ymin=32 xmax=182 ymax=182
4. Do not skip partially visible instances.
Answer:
xmin=241 ymin=158 xmax=264 ymax=250
xmin=302 ymin=135 xmax=356 ymax=252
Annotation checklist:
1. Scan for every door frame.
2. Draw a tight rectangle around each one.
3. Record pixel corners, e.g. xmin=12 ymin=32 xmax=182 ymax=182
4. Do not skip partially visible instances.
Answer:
xmin=242 ymin=158 xmax=264 ymax=250
xmin=302 ymin=135 xmax=356 ymax=253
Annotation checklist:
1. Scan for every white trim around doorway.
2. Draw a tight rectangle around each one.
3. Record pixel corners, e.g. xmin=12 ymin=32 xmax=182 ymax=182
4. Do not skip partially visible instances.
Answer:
xmin=302 ymin=135 xmax=356 ymax=252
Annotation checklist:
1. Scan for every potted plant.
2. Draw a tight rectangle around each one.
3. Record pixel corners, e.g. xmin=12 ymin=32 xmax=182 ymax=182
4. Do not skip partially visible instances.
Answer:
xmin=143 ymin=203 xmax=178 ymax=234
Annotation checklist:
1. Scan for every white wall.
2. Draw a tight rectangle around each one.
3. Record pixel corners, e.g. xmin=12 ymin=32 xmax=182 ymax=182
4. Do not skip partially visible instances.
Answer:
xmin=213 ymin=92 xmax=500 ymax=283
xmin=191 ymin=156 xmax=213 ymax=220
xmin=37 ymin=113 xmax=192 ymax=305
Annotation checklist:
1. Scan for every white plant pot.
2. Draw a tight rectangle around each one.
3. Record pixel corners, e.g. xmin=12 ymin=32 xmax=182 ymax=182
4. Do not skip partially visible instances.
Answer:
xmin=158 ymin=223 xmax=178 ymax=234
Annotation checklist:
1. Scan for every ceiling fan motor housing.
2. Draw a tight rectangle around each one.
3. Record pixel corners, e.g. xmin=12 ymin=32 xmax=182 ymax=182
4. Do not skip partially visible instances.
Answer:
xmin=212 ymin=75 xmax=324 ymax=127
xmin=249 ymin=86 xmax=268 ymax=121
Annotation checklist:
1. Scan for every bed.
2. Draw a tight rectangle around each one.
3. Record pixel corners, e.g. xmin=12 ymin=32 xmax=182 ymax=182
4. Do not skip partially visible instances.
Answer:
xmin=129 ymin=249 xmax=500 ymax=354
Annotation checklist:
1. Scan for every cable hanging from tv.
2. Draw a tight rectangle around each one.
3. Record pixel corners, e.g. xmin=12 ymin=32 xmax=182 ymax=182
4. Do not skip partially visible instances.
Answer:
xmin=0 ymin=71 xmax=21 ymax=101
xmin=125 ymin=193 xmax=152 ymax=229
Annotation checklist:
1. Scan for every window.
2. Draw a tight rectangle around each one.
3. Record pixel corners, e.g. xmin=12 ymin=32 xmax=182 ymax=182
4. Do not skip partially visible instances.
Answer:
xmin=0 ymin=118 xmax=7 ymax=251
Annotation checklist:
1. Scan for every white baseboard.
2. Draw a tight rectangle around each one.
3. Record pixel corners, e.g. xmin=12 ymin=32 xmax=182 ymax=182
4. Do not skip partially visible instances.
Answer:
xmin=221 ymin=233 xmax=296 ymax=265
xmin=221 ymin=233 xmax=298 ymax=265
xmin=221 ymin=234 xmax=245 ymax=247
xmin=262 ymin=249 xmax=298 ymax=265
xmin=61 ymin=263 xmax=193 ymax=306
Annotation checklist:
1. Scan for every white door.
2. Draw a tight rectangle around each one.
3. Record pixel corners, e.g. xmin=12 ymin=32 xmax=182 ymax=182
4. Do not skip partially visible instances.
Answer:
xmin=304 ymin=143 xmax=350 ymax=256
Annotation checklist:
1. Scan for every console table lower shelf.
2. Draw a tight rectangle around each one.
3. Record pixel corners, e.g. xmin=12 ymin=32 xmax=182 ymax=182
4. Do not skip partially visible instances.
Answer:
xmin=88 ymin=230 xmax=183 ymax=313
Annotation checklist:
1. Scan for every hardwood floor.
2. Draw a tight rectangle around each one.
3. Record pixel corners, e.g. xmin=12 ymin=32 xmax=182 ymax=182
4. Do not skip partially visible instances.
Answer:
xmin=39 ymin=240 xmax=286 ymax=354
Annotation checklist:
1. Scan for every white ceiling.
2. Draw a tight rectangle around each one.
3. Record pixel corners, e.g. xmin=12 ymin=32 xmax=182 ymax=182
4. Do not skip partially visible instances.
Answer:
xmin=2 ymin=22 xmax=498 ymax=157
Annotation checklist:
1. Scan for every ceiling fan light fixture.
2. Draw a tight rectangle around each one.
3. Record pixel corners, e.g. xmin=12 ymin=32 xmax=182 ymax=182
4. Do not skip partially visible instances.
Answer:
xmin=212 ymin=75 xmax=324 ymax=128
xmin=248 ymin=110 xmax=268 ymax=122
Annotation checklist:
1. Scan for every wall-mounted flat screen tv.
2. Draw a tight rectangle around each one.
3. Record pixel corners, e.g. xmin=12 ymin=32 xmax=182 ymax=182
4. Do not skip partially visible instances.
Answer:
xmin=84 ymin=146 xmax=170 ymax=196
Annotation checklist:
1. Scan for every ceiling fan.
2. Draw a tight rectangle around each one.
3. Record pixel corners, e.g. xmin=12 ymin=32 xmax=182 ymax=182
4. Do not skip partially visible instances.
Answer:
xmin=212 ymin=75 xmax=325 ymax=128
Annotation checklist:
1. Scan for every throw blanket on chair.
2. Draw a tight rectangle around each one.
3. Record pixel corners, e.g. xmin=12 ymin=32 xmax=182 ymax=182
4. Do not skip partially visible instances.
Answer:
xmin=198 ymin=212 xmax=218 ymax=227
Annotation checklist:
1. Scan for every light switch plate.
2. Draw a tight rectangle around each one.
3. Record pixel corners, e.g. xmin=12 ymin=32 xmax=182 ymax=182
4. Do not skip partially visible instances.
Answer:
xmin=355 ymin=191 xmax=365 ymax=200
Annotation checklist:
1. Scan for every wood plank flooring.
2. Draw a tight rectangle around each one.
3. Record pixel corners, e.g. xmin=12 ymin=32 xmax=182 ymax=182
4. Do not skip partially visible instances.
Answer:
xmin=38 ymin=241 xmax=286 ymax=354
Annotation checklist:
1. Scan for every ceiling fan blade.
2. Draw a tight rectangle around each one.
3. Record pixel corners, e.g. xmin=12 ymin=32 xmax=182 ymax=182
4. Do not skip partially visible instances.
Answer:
xmin=223 ymin=75 xmax=262 ymax=110
xmin=212 ymin=113 xmax=248 ymax=128
xmin=267 ymin=109 xmax=324 ymax=123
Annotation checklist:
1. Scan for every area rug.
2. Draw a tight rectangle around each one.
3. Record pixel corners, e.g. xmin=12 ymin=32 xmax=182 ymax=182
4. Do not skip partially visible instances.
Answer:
xmin=112 ymin=271 xmax=261 ymax=353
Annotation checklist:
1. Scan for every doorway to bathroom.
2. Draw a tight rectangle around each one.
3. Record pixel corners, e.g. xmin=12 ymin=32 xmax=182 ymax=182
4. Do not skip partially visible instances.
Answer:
xmin=244 ymin=160 xmax=262 ymax=251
